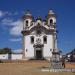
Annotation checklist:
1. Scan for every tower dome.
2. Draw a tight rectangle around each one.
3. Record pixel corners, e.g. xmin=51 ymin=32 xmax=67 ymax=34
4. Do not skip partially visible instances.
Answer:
xmin=47 ymin=10 xmax=56 ymax=18
xmin=36 ymin=16 xmax=42 ymax=21
xmin=25 ymin=10 xmax=32 ymax=16
xmin=46 ymin=10 xmax=56 ymax=26
xmin=48 ymin=10 xmax=55 ymax=15
xmin=36 ymin=16 xmax=42 ymax=25
xmin=23 ymin=10 xmax=33 ymax=20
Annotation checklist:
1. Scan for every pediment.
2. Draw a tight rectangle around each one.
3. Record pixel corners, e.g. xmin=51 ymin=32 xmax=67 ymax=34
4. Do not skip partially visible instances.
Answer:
xmin=30 ymin=25 xmax=48 ymax=32
xmin=22 ymin=25 xmax=55 ymax=35
xmin=30 ymin=25 xmax=53 ymax=35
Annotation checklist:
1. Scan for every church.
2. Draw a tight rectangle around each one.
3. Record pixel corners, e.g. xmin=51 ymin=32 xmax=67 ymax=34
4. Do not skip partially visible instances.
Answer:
xmin=21 ymin=10 xmax=58 ymax=60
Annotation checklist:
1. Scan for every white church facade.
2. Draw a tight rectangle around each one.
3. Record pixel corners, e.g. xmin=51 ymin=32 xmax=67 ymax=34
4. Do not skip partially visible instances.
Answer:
xmin=0 ymin=10 xmax=58 ymax=60
xmin=21 ymin=10 xmax=58 ymax=60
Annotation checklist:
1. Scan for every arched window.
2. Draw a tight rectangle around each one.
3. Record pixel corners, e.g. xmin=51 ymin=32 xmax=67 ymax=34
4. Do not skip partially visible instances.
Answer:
xmin=43 ymin=36 xmax=47 ymax=44
xmin=50 ymin=19 xmax=53 ymax=25
xmin=26 ymin=20 xmax=28 ymax=26
xmin=31 ymin=36 xmax=34 ymax=44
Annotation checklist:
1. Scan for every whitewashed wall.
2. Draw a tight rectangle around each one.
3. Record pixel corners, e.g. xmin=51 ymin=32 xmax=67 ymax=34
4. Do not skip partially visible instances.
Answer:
xmin=0 ymin=54 xmax=8 ymax=60
xmin=0 ymin=54 xmax=23 ymax=60
xmin=24 ymin=33 xmax=53 ymax=59
xmin=43 ymin=35 xmax=53 ymax=60
xmin=25 ymin=35 xmax=34 ymax=58
xmin=11 ymin=54 xmax=22 ymax=60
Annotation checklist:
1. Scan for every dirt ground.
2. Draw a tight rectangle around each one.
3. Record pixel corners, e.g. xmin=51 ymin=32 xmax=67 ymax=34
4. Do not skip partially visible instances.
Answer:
xmin=0 ymin=60 xmax=75 ymax=75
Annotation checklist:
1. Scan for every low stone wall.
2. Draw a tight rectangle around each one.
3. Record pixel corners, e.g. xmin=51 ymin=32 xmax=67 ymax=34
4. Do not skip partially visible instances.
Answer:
xmin=0 ymin=54 xmax=8 ymax=60
xmin=0 ymin=54 xmax=22 ymax=60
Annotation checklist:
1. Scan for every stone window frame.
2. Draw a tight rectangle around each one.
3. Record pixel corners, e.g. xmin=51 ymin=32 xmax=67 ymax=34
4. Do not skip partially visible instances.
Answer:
xmin=43 ymin=35 xmax=47 ymax=44
xmin=30 ymin=36 xmax=34 ymax=44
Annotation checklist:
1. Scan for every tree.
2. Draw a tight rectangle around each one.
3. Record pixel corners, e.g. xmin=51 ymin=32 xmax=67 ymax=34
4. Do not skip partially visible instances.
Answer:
xmin=0 ymin=48 xmax=12 ymax=54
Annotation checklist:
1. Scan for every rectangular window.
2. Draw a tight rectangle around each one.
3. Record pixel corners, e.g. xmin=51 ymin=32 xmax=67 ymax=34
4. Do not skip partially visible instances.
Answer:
xmin=31 ymin=36 xmax=34 ymax=44
xmin=43 ymin=36 xmax=47 ymax=44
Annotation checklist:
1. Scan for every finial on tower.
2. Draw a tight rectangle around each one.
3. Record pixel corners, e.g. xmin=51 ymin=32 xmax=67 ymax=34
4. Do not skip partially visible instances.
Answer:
xmin=48 ymin=10 xmax=55 ymax=15
xmin=36 ymin=16 xmax=42 ymax=21
xmin=22 ymin=10 xmax=33 ymax=20
xmin=25 ymin=10 xmax=32 ymax=16
xmin=47 ymin=9 xmax=56 ymax=19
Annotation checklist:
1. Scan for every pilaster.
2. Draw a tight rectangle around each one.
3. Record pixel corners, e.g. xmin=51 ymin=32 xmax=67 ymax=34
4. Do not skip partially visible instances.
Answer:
xmin=22 ymin=35 xmax=25 ymax=59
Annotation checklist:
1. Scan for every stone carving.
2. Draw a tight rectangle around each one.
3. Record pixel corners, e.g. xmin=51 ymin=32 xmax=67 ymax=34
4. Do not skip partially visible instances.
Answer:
xmin=50 ymin=50 xmax=64 ymax=69
xmin=36 ymin=38 xmax=41 ymax=44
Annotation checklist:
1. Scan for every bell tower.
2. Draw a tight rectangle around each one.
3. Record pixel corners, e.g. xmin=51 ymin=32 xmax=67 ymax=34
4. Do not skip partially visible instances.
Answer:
xmin=22 ymin=10 xmax=33 ymax=30
xmin=22 ymin=10 xmax=33 ymax=59
xmin=46 ymin=10 xmax=57 ymax=52
xmin=47 ymin=10 xmax=56 ymax=27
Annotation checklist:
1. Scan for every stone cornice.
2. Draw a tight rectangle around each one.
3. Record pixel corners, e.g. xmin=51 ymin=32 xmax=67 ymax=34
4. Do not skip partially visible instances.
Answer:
xmin=21 ymin=24 xmax=56 ymax=35
xmin=22 ymin=15 xmax=33 ymax=20
xmin=21 ymin=30 xmax=30 ymax=35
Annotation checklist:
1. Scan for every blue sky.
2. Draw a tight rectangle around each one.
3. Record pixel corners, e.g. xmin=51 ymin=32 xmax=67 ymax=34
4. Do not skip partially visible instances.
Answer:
xmin=0 ymin=0 xmax=75 ymax=54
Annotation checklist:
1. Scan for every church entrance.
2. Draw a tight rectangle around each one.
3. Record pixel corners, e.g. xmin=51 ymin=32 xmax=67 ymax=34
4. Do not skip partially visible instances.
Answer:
xmin=33 ymin=44 xmax=44 ymax=60
xmin=36 ymin=50 xmax=42 ymax=59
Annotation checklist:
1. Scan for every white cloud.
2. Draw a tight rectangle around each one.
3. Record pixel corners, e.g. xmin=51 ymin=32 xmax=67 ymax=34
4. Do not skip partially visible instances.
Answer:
xmin=1 ymin=17 xmax=23 ymax=36
xmin=4 ymin=11 xmax=19 ymax=16
xmin=5 ymin=11 xmax=12 ymax=16
xmin=13 ymin=49 xmax=22 ymax=53
xmin=10 ymin=20 xmax=22 ymax=26
xmin=0 ymin=11 xmax=12 ymax=17
xmin=0 ymin=11 xmax=5 ymax=17
xmin=0 ymin=10 xmax=19 ymax=18
xmin=9 ymin=38 xmax=22 ymax=42
xmin=1 ymin=18 xmax=14 ymax=25
xmin=9 ymin=20 xmax=23 ymax=36
xmin=0 ymin=10 xmax=23 ymax=36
